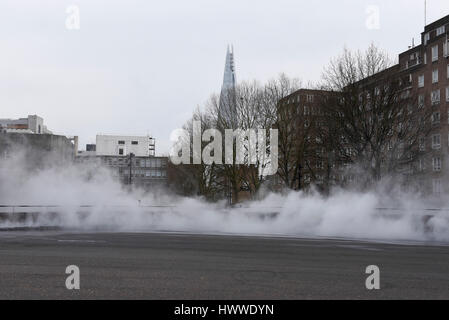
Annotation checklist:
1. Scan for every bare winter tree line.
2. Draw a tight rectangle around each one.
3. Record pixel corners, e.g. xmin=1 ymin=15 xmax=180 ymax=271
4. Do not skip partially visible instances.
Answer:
xmin=169 ymin=44 xmax=433 ymax=202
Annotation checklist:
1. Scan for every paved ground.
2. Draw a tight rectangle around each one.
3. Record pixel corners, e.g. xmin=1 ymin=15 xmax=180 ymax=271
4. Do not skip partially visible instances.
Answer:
xmin=0 ymin=230 xmax=448 ymax=299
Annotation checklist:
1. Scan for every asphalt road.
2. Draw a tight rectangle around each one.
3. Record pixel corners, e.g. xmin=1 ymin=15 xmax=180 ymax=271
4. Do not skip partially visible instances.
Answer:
xmin=0 ymin=230 xmax=448 ymax=299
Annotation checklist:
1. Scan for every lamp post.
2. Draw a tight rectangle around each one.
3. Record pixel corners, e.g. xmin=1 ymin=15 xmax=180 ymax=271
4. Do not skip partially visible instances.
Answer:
xmin=128 ymin=152 xmax=135 ymax=186
xmin=327 ymin=151 xmax=335 ymax=195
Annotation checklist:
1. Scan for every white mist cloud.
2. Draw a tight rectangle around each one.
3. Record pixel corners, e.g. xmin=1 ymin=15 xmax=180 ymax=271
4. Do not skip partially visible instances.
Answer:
xmin=1 ymin=152 xmax=448 ymax=242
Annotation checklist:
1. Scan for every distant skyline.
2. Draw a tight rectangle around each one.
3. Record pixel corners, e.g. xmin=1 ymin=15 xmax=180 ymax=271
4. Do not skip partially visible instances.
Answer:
xmin=1 ymin=0 xmax=449 ymax=154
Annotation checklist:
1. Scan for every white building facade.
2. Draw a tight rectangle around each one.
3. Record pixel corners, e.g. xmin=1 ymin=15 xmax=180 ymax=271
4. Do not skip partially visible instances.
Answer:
xmin=96 ymin=134 xmax=155 ymax=157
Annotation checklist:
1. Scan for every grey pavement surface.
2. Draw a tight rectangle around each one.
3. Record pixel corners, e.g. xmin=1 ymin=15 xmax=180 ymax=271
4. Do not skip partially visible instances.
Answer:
xmin=0 ymin=230 xmax=448 ymax=299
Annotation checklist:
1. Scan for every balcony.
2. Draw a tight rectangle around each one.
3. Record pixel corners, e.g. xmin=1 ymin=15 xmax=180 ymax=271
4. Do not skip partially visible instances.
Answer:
xmin=404 ymin=58 xmax=422 ymax=70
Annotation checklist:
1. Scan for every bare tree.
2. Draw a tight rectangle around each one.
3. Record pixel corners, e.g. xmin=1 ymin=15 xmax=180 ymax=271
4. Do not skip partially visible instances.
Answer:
xmin=175 ymin=74 xmax=301 ymax=202
xmin=319 ymin=44 xmax=432 ymax=186
xmin=168 ymin=106 xmax=221 ymax=200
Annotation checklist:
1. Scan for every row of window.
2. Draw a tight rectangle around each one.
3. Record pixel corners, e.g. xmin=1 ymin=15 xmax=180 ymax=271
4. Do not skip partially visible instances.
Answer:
xmin=418 ymin=157 xmax=442 ymax=172
xmin=428 ymin=108 xmax=449 ymax=125
xmin=430 ymin=42 xmax=448 ymax=62
xmin=419 ymin=87 xmax=449 ymax=104
xmin=118 ymin=140 xmax=139 ymax=145
xmin=303 ymin=173 xmax=357 ymax=185
xmin=429 ymin=131 xmax=449 ymax=150
xmin=424 ymin=25 xmax=447 ymax=45
xmin=105 ymin=158 xmax=167 ymax=168
xmin=417 ymin=65 xmax=449 ymax=88
xmin=118 ymin=168 xmax=167 ymax=178
xmin=413 ymin=41 xmax=448 ymax=69
xmin=284 ymin=94 xmax=315 ymax=105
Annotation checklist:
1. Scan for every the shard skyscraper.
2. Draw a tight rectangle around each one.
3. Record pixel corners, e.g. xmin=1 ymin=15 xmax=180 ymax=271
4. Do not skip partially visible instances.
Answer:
xmin=218 ymin=45 xmax=237 ymax=127
xmin=221 ymin=45 xmax=236 ymax=93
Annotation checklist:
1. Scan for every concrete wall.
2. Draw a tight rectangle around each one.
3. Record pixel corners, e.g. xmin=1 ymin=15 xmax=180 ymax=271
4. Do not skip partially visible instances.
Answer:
xmin=0 ymin=132 xmax=75 ymax=169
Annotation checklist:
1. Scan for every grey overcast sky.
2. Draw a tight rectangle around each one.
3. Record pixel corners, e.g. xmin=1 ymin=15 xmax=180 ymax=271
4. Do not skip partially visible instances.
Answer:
xmin=1 ymin=0 xmax=449 ymax=154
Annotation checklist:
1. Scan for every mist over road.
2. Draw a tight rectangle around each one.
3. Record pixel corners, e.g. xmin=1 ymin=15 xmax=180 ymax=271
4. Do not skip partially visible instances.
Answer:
xmin=0 ymin=231 xmax=448 ymax=299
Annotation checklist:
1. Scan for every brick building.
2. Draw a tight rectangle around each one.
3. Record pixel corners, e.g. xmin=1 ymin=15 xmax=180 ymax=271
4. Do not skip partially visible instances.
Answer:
xmin=277 ymin=89 xmax=331 ymax=190
xmin=397 ymin=15 xmax=449 ymax=194
xmin=278 ymin=14 xmax=449 ymax=194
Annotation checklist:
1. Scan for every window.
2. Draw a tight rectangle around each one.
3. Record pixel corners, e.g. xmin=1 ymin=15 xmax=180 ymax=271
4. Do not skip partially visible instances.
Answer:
xmin=118 ymin=148 xmax=124 ymax=155
xmin=306 ymin=95 xmax=314 ymax=103
xmin=418 ymin=75 xmax=424 ymax=88
xmin=433 ymin=157 xmax=442 ymax=172
xmin=432 ymin=112 xmax=441 ymax=124
xmin=387 ymin=141 xmax=393 ymax=151
xmin=432 ymin=69 xmax=439 ymax=83
xmin=401 ymin=90 xmax=410 ymax=99
xmin=432 ymin=45 xmax=439 ymax=62
xmin=345 ymin=147 xmax=354 ymax=156
xmin=419 ymin=159 xmax=425 ymax=172
xmin=424 ymin=52 xmax=427 ymax=64
xmin=433 ymin=179 xmax=442 ymax=194
xmin=432 ymin=134 xmax=441 ymax=149
xmin=447 ymin=87 xmax=449 ymax=102
xmin=131 ymin=141 xmax=138 ymax=145
xmin=431 ymin=89 xmax=441 ymax=104
xmin=418 ymin=94 xmax=425 ymax=108
xmin=303 ymin=174 xmax=311 ymax=184
xmin=118 ymin=140 xmax=125 ymax=145
xmin=447 ymin=65 xmax=449 ymax=78
xmin=419 ymin=137 xmax=426 ymax=151
xmin=437 ymin=26 xmax=446 ymax=36
xmin=424 ymin=32 xmax=430 ymax=45
xmin=303 ymin=105 xmax=309 ymax=116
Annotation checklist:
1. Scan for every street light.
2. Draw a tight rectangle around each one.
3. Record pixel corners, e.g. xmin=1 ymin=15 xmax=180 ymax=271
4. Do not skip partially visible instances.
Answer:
xmin=327 ymin=151 xmax=335 ymax=195
xmin=128 ymin=152 xmax=135 ymax=185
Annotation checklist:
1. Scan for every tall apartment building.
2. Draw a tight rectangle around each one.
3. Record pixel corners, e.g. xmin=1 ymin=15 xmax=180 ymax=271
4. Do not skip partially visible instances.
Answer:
xmin=277 ymin=89 xmax=330 ymax=190
xmin=398 ymin=15 xmax=449 ymax=194
xmin=278 ymin=14 xmax=449 ymax=194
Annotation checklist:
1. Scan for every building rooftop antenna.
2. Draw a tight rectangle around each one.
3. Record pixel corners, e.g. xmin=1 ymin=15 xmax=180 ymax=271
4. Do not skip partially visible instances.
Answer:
xmin=424 ymin=0 xmax=427 ymax=27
